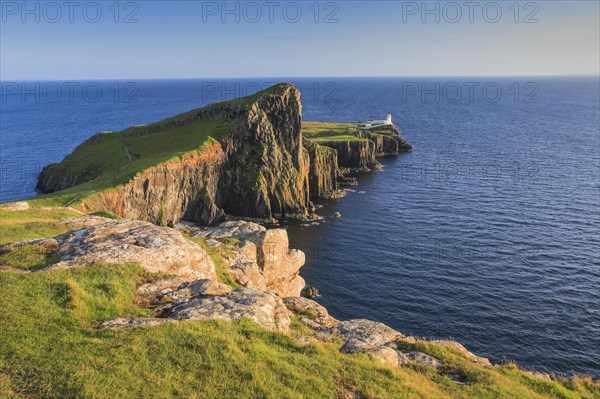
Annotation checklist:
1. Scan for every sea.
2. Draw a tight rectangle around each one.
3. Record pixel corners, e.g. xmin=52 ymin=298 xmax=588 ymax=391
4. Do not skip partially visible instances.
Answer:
xmin=1 ymin=77 xmax=599 ymax=376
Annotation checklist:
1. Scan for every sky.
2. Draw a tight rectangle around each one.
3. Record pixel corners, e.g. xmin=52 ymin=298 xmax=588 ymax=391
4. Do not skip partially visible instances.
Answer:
xmin=1 ymin=0 xmax=599 ymax=80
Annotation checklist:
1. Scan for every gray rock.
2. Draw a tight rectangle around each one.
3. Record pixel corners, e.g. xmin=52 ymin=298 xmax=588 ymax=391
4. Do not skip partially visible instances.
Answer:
xmin=61 ymin=216 xmax=113 ymax=229
xmin=205 ymin=239 xmax=223 ymax=247
xmin=230 ymin=262 xmax=266 ymax=291
xmin=169 ymin=287 xmax=291 ymax=332
xmin=138 ymin=278 xmax=232 ymax=306
xmin=1 ymin=220 xmax=216 ymax=280
xmin=97 ymin=317 xmax=175 ymax=329
xmin=397 ymin=351 xmax=443 ymax=369
xmin=283 ymin=296 xmax=339 ymax=328
xmin=192 ymin=220 xmax=266 ymax=241
xmin=332 ymin=319 xmax=404 ymax=353
xmin=208 ymin=222 xmax=306 ymax=297
xmin=368 ymin=346 xmax=399 ymax=367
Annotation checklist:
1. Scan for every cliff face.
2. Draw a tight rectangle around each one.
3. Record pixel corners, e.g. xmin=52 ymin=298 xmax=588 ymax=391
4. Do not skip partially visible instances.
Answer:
xmin=217 ymin=89 xmax=310 ymax=219
xmin=305 ymin=141 xmax=338 ymax=198
xmin=312 ymin=126 xmax=413 ymax=174
xmin=80 ymin=142 xmax=227 ymax=226
xmin=77 ymin=84 xmax=310 ymax=226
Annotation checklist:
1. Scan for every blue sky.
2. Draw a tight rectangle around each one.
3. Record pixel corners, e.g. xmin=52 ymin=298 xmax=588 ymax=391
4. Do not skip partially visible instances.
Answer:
xmin=1 ymin=1 xmax=598 ymax=79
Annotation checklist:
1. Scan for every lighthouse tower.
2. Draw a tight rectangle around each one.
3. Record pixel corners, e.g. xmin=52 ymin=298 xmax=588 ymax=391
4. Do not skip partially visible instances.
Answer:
xmin=386 ymin=112 xmax=392 ymax=125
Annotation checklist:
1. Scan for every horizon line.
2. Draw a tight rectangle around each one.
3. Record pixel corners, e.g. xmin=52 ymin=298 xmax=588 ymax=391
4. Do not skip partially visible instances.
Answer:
xmin=1 ymin=74 xmax=598 ymax=82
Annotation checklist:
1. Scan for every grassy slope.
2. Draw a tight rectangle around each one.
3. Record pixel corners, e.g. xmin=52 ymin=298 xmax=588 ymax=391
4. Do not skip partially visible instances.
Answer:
xmin=0 ymin=207 xmax=81 ymax=245
xmin=302 ymin=122 xmax=366 ymax=143
xmin=33 ymin=119 xmax=231 ymax=208
xmin=0 ymin=263 xmax=598 ymax=399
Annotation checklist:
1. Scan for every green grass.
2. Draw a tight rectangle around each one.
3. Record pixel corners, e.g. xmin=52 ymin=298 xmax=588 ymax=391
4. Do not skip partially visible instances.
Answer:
xmin=0 ymin=244 xmax=59 ymax=270
xmin=187 ymin=236 xmax=240 ymax=289
xmin=302 ymin=122 xmax=367 ymax=144
xmin=0 ymin=264 xmax=598 ymax=398
xmin=33 ymin=120 xmax=231 ymax=208
xmin=0 ymin=207 xmax=82 ymax=245
xmin=89 ymin=211 xmax=121 ymax=220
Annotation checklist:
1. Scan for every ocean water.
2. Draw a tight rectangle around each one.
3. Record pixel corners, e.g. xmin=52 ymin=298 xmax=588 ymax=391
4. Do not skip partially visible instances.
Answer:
xmin=1 ymin=77 xmax=599 ymax=376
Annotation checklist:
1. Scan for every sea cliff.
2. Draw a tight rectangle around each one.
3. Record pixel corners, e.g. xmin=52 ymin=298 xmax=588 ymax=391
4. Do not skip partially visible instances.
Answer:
xmin=35 ymin=84 xmax=412 ymax=225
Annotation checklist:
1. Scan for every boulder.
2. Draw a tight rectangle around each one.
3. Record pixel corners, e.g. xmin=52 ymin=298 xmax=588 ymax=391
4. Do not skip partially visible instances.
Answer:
xmin=301 ymin=286 xmax=319 ymax=299
xmin=332 ymin=319 xmax=404 ymax=353
xmin=397 ymin=351 xmax=443 ymax=369
xmin=283 ymin=297 xmax=339 ymax=328
xmin=169 ymin=287 xmax=291 ymax=332
xmin=368 ymin=346 xmax=399 ymax=367
xmin=138 ymin=278 xmax=232 ymax=306
xmin=255 ymin=229 xmax=305 ymax=297
xmin=0 ymin=220 xmax=216 ymax=280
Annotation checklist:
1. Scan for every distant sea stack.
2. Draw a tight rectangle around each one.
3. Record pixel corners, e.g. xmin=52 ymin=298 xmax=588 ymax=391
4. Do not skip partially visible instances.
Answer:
xmin=36 ymin=83 xmax=412 ymax=226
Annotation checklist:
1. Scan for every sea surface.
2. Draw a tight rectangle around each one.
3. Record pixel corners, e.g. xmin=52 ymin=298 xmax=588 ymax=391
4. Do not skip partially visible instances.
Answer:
xmin=1 ymin=77 xmax=599 ymax=376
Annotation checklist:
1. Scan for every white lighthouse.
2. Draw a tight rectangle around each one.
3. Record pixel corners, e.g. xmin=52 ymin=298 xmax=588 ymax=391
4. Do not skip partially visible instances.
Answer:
xmin=386 ymin=112 xmax=392 ymax=125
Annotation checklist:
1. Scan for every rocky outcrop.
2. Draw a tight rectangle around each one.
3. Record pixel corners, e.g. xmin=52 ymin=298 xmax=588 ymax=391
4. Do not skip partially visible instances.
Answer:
xmin=364 ymin=130 xmax=412 ymax=155
xmin=332 ymin=319 xmax=406 ymax=353
xmin=137 ymin=278 xmax=232 ymax=308
xmin=191 ymin=220 xmax=266 ymax=241
xmin=169 ymin=287 xmax=291 ymax=332
xmin=309 ymin=126 xmax=412 ymax=175
xmin=196 ymin=221 xmax=306 ymax=297
xmin=0 ymin=218 xmax=216 ymax=280
xmin=283 ymin=296 xmax=339 ymax=328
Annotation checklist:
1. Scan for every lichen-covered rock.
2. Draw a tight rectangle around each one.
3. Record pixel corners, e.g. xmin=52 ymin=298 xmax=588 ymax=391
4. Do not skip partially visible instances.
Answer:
xmin=230 ymin=262 xmax=266 ymax=291
xmin=332 ymin=319 xmax=404 ymax=353
xmin=169 ymin=287 xmax=291 ymax=332
xmin=0 ymin=237 xmax=59 ymax=254
xmin=368 ymin=346 xmax=400 ymax=367
xmin=97 ymin=317 xmax=175 ymax=329
xmin=397 ymin=351 xmax=443 ymax=369
xmin=61 ymin=216 xmax=113 ymax=229
xmin=192 ymin=220 xmax=266 ymax=241
xmin=138 ymin=278 xmax=232 ymax=307
xmin=255 ymin=229 xmax=305 ymax=297
xmin=198 ymin=221 xmax=306 ymax=297
xmin=0 ymin=220 xmax=216 ymax=280
xmin=283 ymin=297 xmax=339 ymax=328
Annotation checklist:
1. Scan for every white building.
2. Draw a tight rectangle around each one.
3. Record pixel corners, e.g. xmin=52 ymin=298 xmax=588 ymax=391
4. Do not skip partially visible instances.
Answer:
xmin=361 ymin=113 xmax=392 ymax=128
